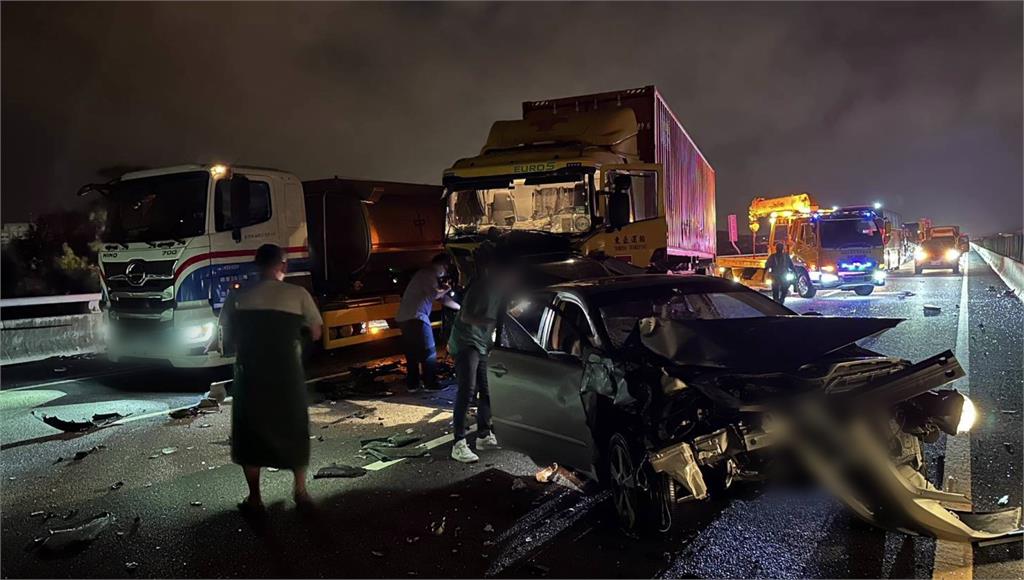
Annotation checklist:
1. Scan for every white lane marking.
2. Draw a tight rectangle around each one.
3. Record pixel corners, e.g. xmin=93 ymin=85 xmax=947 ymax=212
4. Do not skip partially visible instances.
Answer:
xmin=933 ymin=254 xmax=972 ymax=580
xmin=3 ymin=368 xmax=137 ymax=392
xmin=363 ymin=423 xmax=464 ymax=471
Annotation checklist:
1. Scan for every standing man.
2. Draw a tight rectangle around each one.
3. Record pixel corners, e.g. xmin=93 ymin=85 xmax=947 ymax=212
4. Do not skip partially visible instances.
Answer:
xmin=447 ymin=246 xmax=514 ymax=463
xmin=396 ymin=253 xmax=460 ymax=392
xmin=765 ymin=242 xmax=795 ymax=304
xmin=219 ymin=244 xmax=323 ymax=514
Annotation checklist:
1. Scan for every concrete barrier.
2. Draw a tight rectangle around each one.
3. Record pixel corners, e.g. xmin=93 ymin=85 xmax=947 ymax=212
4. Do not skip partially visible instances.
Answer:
xmin=0 ymin=313 xmax=104 ymax=366
xmin=972 ymin=243 xmax=1024 ymax=301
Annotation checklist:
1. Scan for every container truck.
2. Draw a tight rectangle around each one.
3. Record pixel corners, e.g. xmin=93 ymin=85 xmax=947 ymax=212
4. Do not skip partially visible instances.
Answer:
xmin=442 ymin=86 xmax=715 ymax=274
xmin=718 ymin=194 xmax=888 ymax=297
xmin=83 ymin=164 xmax=446 ymax=367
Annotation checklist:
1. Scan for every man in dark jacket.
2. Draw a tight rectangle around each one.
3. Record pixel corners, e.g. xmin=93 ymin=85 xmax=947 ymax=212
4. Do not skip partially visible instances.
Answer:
xmin=765 ymin=242 xmax=795 ymax=304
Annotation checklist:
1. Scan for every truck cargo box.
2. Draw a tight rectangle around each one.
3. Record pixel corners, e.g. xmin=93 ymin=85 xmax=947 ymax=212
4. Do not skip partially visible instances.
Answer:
xmin=302 ymin=178 xmax=445 ymax=299
xmin=523 ymin=86 xmax=716 ymax=259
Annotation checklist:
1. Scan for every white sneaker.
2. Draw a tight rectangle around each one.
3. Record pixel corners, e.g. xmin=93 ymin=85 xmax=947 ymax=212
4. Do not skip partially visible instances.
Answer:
xmin=476 ymin=433 xmax=499 ymax=450
xmin=451 ymin=439 xmax=479 ymax=463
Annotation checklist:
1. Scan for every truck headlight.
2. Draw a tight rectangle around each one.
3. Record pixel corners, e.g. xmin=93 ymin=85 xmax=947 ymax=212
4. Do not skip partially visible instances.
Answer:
xmin=944 ymin=248 xmax=961 ymax=261
xmin=181 ymin=322 xmax=216 ymax=345
xmin=914 ymin=247 xmax=928 ymax=261
xmin=872 ymin=270 xmax=886 ymax=282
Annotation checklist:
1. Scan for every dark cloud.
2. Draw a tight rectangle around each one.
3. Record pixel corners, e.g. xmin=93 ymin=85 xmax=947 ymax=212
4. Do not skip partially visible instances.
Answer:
xmin=3 ymin=2 xmax=1021 ymax=234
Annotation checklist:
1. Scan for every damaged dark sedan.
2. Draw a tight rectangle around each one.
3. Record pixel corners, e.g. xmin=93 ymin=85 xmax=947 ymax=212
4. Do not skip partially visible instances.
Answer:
xmin=490 ymin=275 xmax=1021 ymax=543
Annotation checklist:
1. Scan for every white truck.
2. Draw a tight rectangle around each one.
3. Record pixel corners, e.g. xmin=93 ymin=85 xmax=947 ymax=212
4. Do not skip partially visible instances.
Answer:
xmin=82 ymin=164 xmax=445 ymax=367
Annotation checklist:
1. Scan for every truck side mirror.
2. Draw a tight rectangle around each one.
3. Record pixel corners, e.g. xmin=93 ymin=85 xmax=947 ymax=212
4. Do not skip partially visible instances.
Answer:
xmin=229 ymin=175 xmax=251 ymax=243
xmin=607 ymin=175 xmax=632 ymax=230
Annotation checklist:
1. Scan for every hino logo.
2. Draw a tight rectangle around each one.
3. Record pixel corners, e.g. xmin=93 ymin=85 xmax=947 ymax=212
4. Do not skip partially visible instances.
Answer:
xmin=125 ymin=260 xmax=147 ymax=286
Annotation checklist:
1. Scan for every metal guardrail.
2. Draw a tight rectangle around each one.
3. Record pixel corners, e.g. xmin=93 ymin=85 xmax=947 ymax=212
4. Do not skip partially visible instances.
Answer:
xmin=0 ymin=293 xmax=102 ymax=309
xmin=0 ymin=293 xmax=103 ymax=321
xmin=975 ymin=233 xmax=1023 ymax=263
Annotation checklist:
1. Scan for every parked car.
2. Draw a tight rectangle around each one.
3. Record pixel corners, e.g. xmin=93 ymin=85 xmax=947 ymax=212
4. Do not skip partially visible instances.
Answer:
xmin=488 ymin=274 xmax=1018 ymax=542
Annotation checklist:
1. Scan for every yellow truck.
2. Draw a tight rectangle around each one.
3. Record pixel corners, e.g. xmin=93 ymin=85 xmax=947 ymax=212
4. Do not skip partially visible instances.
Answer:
xmin=719 ymin=194 xmax=889 ymax=297
xmin=442 ymin=86 xmax=715 ymax=275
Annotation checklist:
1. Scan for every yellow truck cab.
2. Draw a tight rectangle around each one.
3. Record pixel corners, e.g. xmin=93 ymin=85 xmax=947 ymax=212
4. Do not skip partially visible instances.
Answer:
xmin=442 ymin=86 xmax=715 ymax=278
xmin=719 ymin=194 xmax=889 ymax=297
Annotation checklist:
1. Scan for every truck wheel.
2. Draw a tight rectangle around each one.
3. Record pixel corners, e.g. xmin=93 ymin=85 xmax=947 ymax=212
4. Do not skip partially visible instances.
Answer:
xmin=796 ymin=271 xmax=816 ymax=298
xmin=854 ymin=286 xmax=874 ymax=296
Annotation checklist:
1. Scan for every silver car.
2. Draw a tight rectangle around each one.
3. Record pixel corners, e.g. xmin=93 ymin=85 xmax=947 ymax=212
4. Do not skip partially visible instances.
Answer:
xmin=488 ymin=275 xmax=1019 ymax=542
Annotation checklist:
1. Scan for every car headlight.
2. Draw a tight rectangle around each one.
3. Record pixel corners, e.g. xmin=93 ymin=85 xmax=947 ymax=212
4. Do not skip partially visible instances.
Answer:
xmin=914 ymin=247 xmax=928 ymax=261
xmin=945 ymin=248 xmax=961 ymax=261
xmin=181 ymin=322 xmax=216 ymax=345
xmin=785 ymin=272 xmax=795 ymax=281
xmin=872 ymin=270 xmax=886 ymax=282
xmin=821 ymin=273 xmax=839 ymax=284
xmin=957 ymin=395 xmax=976 ymax=434
xmin=821 ymin=265 xmax=835 ymax=273
xmin=764 ymin=278 xmax=772 ymax=287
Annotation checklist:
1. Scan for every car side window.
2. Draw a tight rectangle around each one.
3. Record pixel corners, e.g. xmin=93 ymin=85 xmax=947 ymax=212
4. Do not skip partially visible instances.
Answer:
xmin=215 ymin=180 xmax=272 ymax=231
xmin=497 ymin=293 xmax=552 ymax=355
xmin=547 ymin=301 xmax=591 ymax=357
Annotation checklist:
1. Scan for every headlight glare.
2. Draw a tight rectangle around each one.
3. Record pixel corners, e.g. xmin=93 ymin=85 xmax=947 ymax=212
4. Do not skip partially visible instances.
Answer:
xmin=181 ymin=322 xmax=216 ymax=345
xmin=945 ymin=248 xmax=961 ymax=261
xmin=957 ymin=395 xmax=976 ymax=434
xmin=914 ymin=247 xmax=927 ymax=261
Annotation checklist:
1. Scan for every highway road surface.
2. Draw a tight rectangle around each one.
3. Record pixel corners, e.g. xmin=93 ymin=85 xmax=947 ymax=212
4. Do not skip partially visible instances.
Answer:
xmin=1 ymin=252 xmax=1020 ymax=579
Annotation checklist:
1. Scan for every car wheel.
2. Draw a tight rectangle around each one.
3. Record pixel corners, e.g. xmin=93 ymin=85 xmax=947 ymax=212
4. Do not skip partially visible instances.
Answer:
xmin=854 ymin=286 xmax=874 ymax=296
xmin=607 ymin=433 xmax=642 ymax=532
xmin=796 ymin=271 xmax=816 ymax=298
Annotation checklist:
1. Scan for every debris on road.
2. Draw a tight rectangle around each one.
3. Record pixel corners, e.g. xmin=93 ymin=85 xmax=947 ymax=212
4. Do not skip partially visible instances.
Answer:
xmin=371 ymin=550 xmax=384 ymax=557
xmin=361 ymin=434 xmax=422 ymax=448
xmin=206 ymin=382 xmax=229 ymax=403
xmin=997 ymin=495 xmax=1010 ymax=506
xmin=1001 ymin=409 xmax=1018 ymax=415
xmin=405 ymin=536 xmax=420 ymax=544
xmin=168 ymin=397 xmax=220 ymax=419
xmin=161 ymin=447 xmax=177 ymax=455
xmin=190 ymin=501 xmax=203 ymax=507
xmin=1003 ymin=442 xmax=1014 ymax=454
xmin=73 ymin=445 xmax=106 ymax=461
xmin=483 ymin=523 xmax=494 ymax=533
xmin=110 ymin=481 xmax=124 ymax=491
xmin=359 ymin=432 xmax=429 ymax=461
xmin=36 ymin=412 xmax=124 ymax=433
xmin=40 ymin=512 xmax=113 ymax=553
xmin=535 ymin=464 xmax=558 ymax=483
xmin=923 ymin=304 xmax=941 ymax=316
xmin=266 ymin=467 xmax=280 ymax=472
xmin=511 ymin=478 xmax=527 ymax=491
xmin=30 ymin=510 xmax=46 ymax=518
xmin=125 ymin=561 xmax=140 ymax=571
xmin=430 ymin=516 xmax=446 ymax=536
xmin=313 ymin=464 xmax=368 ymax=479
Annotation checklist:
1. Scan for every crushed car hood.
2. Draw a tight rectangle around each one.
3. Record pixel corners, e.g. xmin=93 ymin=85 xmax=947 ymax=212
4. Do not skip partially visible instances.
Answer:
xmin=639 ymin=315 xmax=902 ymax=372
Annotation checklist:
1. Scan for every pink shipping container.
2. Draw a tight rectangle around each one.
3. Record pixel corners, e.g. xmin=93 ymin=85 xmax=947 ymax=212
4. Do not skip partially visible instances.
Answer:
xmin=523 ymin=86 xmax=716 ymax=260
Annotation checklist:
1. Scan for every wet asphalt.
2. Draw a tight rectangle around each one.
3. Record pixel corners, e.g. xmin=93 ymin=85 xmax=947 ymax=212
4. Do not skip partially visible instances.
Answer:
xmin=1 ymin=251 xmax=1020 ymax=579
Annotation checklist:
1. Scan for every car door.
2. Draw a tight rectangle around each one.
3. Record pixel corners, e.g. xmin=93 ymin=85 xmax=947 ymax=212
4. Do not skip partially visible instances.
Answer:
xmin=489 ymin=292 xmax=597 ymax=474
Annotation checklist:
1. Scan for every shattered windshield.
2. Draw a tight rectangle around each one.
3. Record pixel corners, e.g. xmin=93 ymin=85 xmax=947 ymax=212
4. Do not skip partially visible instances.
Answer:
xmin=105 ymin=171 xmax=208 ymax=243
xmin=820 ymin=218 xmax=882 ymax=249
xmin=447 ymin=175 xmax=592 ymax=235
xmin=600 ymin=288 xmax=791 ymax=348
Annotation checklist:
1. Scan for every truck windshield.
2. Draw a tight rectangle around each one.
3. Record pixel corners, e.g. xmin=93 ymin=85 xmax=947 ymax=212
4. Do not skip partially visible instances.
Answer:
xmin=105 ymin=172 xmax=209 ymax=243
xmin=600 ymin=288 xmax=791 ymax=348
xmin=820 ymin=218 xmax=882 ymax=249
xmin=447 ymin=176 xmax=592 ymax=235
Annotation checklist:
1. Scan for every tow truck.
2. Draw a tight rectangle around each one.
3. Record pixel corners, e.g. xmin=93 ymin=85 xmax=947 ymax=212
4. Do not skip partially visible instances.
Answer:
xmin=718 ymin=194 xmax=889 ymax=297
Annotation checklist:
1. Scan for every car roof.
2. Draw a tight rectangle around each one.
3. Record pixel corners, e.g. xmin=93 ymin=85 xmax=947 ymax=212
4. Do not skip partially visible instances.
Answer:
xmin=547 ymin=274 xmax=744 ymax=301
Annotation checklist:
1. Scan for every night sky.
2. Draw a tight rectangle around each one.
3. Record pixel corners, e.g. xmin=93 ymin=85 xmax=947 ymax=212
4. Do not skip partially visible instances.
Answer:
xmin=2 ymin=2 xmax=1021 ymax=235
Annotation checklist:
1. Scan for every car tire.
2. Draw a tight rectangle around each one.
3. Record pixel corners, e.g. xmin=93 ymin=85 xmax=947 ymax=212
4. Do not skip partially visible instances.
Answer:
xmin=796 ymin=271 xmax=816 ymax=298
xmin=854 ymin=285 xmax=875 ymax=296
xmin=606 ymin=432 xmax=645 ymax=533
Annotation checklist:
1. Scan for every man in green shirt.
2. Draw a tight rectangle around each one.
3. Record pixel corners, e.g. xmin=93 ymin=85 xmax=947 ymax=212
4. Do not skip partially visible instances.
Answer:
xmin=448 ymin=248 xmax=515 ymax=463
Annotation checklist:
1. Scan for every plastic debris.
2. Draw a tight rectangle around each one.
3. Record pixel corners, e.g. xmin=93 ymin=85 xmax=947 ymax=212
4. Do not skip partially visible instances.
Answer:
xmin=371 ymin=550 xmax=384 ymax=557
xmin=535 ymin=464 xmax=558 ymax=483
xmin=161 ymin=447 xmax=177 ymax=455
xmin=923 ymin=305 xmax=941 ymax=316
xmin=73 ymin=445 xmax=106 ymax=461
xmin=30 ymin=510 xmax=46 ymax=518
xmin=1001 ymin=409 xmax=1019 ymax=415
xmin=511 ymin=478 xmax=527 ymax=491
xmin=1003 ymin=442 xmax=1014 ymax=454
xmin=41 ymin=512 xmax=113 ymax=552
xmin=313 ymin=464 xmax=367 ymax=479
xmin=169 ymin=397 xmax=220 ymax=419
xmin=206 ymin=382 xmax=229 ymax=403
xmin=997 ymin=495 xmax=1010 ymax=506
xmin=266 ymin=467 xmax=280 ymax=472
xmin=110 ymin=481 xmax=124 ymax=491
xmin=53 ymin=367 xmax=68 ymax=373
xmin=190 ymin=501 xmax=203 ymax=507
xmin=405 ymin=536 xmax=420 ymax=544
xmin=430 ymin=517 xmax=446 ymax=536
xmin=483 ymin=524 xmax=494 ymax=533
xmin=125 ymin=562 xmax=139 ymax=571
xmin=36 ymin=415 xmax=94 ymax=433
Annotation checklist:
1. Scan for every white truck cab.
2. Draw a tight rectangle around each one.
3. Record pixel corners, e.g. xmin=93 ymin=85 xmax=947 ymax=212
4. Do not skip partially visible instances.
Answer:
xmin=97 ymin=164 xmax=310 ymax=367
